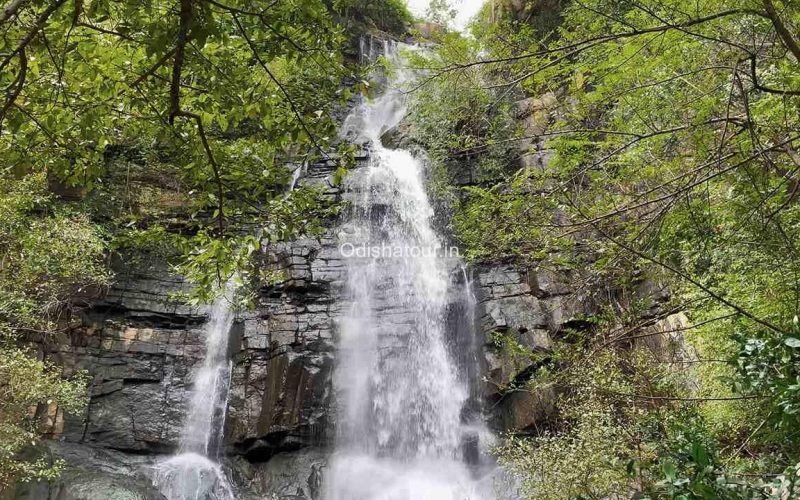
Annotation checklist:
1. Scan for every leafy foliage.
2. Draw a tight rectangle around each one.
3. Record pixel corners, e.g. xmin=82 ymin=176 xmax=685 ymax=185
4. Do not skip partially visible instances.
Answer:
xmin=0 ymin=327 xmax=89 ymax=488
xmin=0 ymin=0 xmax=358 ymax=302
xmin=0 ymin=0 xmax=409 ymax=486
xmin=405 ymin=33 xmax=520 ymax=202
xmin=408 ymin=0 xmax=800 ymax=496
xmin=497 ymin=386 xmax=635 ymax=499
xmin=0 ymin=173 xmax=111 ymax=328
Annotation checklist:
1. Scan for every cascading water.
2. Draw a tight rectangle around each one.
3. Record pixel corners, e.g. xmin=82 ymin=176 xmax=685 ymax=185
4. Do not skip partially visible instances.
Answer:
xmin=154 ymin=287 xmax=236 ymax=500
xmin=326 ymin=42 xmax=498 ymax=500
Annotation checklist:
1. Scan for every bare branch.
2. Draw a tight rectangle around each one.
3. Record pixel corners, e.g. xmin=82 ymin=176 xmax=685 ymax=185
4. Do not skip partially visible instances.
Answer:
xmin=75 ymin=21 xmax=136 ymax=41
xmin=570 ymin=134 xmax=798 ymax=226
xmin=600 ymin=389 xmax=767 ymax=402
xmin=566 ymin=194 xmax=789 ymax=335
xmin=746 ymin=55 xmax=800 ymax=96
xmin=438 ymin=9 xmax=768 ymax=73
xmin=594 ymin=312 xmax=738 ymax=352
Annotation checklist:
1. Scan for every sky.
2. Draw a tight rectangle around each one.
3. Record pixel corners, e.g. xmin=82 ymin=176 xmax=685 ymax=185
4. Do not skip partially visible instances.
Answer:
xmin=405 ymin=0 xmax=486 ymax=30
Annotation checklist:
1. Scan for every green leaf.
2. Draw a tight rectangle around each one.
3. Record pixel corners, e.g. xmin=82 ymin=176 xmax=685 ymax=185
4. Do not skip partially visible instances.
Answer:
xmin=662 ymin=461 xmax=677 ymax=482
xmin=690 ymin=442 xmax=710 ymax=467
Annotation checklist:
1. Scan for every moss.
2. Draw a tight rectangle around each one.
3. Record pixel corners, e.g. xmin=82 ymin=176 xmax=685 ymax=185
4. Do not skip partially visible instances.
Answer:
xmin=338 ymin=0 xmax=414 ymax=36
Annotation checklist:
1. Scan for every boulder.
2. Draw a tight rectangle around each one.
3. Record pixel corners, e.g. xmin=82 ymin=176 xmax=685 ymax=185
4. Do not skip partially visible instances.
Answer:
xmin=11 ymin=443 xmax=162 ymax=500
xmin=501 ymin=385 xmax=558 ymax=432
xmin=230 ymin=449 xmax=327 ymax=500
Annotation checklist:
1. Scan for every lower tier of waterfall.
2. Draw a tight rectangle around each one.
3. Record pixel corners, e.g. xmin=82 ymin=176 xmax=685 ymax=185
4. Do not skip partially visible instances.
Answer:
xmin=153 ymin=288 xmax=236 ymax=500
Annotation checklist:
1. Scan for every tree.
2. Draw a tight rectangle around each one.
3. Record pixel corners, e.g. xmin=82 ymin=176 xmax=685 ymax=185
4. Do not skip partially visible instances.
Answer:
xmin=408 ymin=0 xmax=800 ymax=495
xmin=1 ymin=0 xmax=355 ymax=302
xmin=425 ymin=0 xmax=456 ymax=28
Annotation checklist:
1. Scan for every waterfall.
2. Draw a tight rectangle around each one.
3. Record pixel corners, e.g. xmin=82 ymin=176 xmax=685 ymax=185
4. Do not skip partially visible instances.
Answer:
xmin=286 ymin=162 xmax=307 ymax=196
xmin=326 ymin=42 xmax=497 ymax=500
xmin=153 ymin=286 xmax=236 ymax=500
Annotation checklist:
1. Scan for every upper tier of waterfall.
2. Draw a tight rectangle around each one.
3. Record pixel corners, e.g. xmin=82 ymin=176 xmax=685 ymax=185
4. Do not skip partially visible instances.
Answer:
xmin=326 ymin=40 xmax=500 ymax=500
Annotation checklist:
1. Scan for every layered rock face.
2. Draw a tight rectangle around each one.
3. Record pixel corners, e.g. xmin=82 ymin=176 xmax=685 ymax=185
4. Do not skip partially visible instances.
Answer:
xmin=473 ymin=261 xmax=683 ymax=434
xmin=13 ymin=157 xmax=683 ymax=500
xmin=463 ymin=90 xmax=689 ymax=436
xmin=13 ymin=153 xmax=358 ymax=499
xmin=227 ymin=155 xmax=352 ymax=463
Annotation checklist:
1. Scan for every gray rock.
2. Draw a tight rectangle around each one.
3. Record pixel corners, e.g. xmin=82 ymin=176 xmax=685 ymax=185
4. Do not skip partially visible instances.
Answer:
xmin=518 ymin=329 xmax=552 ymax=351
xmin=100 ymin=259 xmax=203 ymax=321
xmin=634 ymin=278 xmax=671 ymax=316
xmin=519 ymin=150 xmax=555 ymax=172
xmin=527 ymin=267 xmax=570 ymax=298
xmin=16 ymin=471 xmax=167 ymax=500
xmin=482 ymin=296 xmax=548 ymax=336
xmin=231 ymin=448 xmax=328 ymax=500
xmin=542 ymin=293 xmax=598 ymax=331
xmin=635 ymin=313 xmax=697 ymax=366
xmin=12 ymin=443 xmax=162 ymax=500
xmin=501 ymin=385 xmax=557 ymax=432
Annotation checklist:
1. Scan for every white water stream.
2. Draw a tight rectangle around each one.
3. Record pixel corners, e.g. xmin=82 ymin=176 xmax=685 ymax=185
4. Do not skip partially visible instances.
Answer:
xmin=154 ymin=287 xmax=236 ymax=500
xmin=326 ymin=42 xmax=498 ymax=500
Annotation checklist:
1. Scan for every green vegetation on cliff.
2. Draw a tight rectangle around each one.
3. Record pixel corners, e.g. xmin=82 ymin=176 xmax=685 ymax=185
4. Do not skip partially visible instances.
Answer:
xmin=408 ymin=0 xmax=800 ymax=497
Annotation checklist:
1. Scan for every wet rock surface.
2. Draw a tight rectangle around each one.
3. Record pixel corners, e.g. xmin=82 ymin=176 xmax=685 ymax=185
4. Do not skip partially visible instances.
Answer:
xmin=229 ymin=448 xmax=328 ymax=500
xmin=227 ymin=234 xmax=346 ymax=461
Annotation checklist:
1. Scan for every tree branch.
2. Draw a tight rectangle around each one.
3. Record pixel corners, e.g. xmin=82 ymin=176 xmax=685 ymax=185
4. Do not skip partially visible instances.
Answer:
xmin=231 ymin=13 xmax=330 ymax=159
xmin=600 ymin=389 xmax=766 ymax=402
xmin=762 ymin=0 xmax=800 ymax=61
xmin=0 ymin=0 xmax=68 ymax=74
xmin=76 ymin=20 xmax=136 ymax=41
xmin=0 ymin=0 xmax=28 ymax=24
xmin=566 ymin=194 xmax=789 ymax=335
xmin=0 ymin=47 xmax=26 ymax=133
xmin=173 ymin=111 xmax=225 ymax=234
xmin=746 ymin=55 xmax=800 ymax=96
xmin=595 ymin=312 xmax=738 ymax=352
xmin=439 ymin=9 xmax=768 ymax=73
xmin=129 ymin=47 xmax=177 ymax=88
xmin=169 ymin=0 xmax=192 ymax=124
xmin=570 ymin=135 xmax=799 ymax=226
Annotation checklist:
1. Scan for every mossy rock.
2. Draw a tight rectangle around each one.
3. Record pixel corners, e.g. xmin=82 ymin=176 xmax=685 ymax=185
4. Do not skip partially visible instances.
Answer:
xmin=13 ymin=470 xmax=166 ymax=500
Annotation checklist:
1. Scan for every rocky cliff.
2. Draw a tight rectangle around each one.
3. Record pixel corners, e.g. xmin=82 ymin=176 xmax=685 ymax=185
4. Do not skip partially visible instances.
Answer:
xmin=11 ymin=146 xmax=684 ymax=500
xmin=11 ymin=151 xmax=354 ymax=499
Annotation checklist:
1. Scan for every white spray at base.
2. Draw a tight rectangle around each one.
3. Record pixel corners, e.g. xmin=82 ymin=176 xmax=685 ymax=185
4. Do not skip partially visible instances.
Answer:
xmin=326 ymin=41 xmax=505 ymax=500
xmin=153 ymin=286 xmax=236 ymax=500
